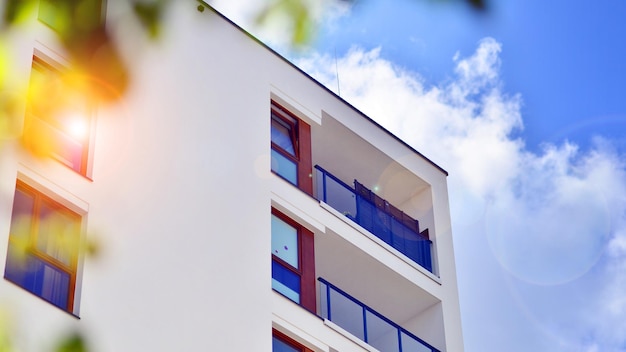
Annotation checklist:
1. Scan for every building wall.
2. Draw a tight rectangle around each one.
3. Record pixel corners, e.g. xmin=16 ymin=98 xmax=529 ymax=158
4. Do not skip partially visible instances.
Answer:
xmin=0 ymin=2 xmax=463 ymax=351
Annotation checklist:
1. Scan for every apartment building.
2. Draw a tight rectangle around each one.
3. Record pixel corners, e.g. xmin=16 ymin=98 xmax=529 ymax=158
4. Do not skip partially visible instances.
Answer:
xmin=0 ymin=1 xmax=464 ymax=351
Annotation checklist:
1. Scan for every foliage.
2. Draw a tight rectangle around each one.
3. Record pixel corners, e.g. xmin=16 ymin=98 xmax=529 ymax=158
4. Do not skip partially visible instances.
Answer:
xmin=256 ymin=0 xmax=315 ymax=45
xmin=54 ymin=333 xmax=88 ymax=352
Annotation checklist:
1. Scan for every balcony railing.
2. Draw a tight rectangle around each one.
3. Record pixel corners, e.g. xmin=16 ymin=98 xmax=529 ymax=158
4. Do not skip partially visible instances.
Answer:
xmin=315 ymin=166 xmax=433 ymax=273
xmin=319 ymin=278 xmax=439 ymax=352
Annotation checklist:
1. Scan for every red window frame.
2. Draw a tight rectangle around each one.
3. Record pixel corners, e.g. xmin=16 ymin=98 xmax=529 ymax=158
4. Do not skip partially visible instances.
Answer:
xmin=271 ymin=101 xmax=313 ymax=196
xmin=4 ymin=180 xmax=81 ymax=313
xmin=23 ymin=56 xmax=92 ymax=177
xmin=272 ymin=329 xmax=314 ymax=352
xmin=271 ymin=208 xmax=316 ymax=313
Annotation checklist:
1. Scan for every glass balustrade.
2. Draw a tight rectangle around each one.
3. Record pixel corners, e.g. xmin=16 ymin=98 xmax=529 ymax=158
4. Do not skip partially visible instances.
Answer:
xmin=315 ymin=166 xmax=433 ymax=273
xmin=319 ymin=278 xmax=439 ymax=352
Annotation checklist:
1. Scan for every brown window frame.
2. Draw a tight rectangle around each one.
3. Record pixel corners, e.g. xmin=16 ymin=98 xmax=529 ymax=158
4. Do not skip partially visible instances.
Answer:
xmin=24 ymin=56 xmax=93 ymax=177
xmin=4 ymin=180 xmax=81 ymax=313
xmin=272 ymin=329 xmax=314 ymax=352
xmin=271 ymin=101 xmax=313 ymax=196
xmin=271 ymin=208 xmax=316 ymax=313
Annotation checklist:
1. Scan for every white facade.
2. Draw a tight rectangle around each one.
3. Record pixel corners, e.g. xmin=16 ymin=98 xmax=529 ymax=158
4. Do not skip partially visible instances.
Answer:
xmin=0 ymin=2 xmax=463 ymax=351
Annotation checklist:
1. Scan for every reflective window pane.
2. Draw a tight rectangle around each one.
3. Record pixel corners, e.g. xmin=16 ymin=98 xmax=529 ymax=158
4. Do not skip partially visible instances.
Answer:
xmin=9 ymin=189 xmax=35 ymax=243
xmin=271 ymin=115 xmax=296 ymax=156
xmin=4 ymin=251 xmax=70 ymax=310
xmin=272 ymin=261 xmax=300 ymax=303
xmin=271 ymin=215 xmax=299 ymax=268
xmin=26 ymin=58 xmax=91 ymax=175
xmin=271 ymin=149 xmax=298 ymax=185
xmin=272 ymin=336 xmax=301 ymax=352
xmin=36 ymin=201 xmax=79 ymax=266
xmin=4 ymin=182 xmax=79 ymax=312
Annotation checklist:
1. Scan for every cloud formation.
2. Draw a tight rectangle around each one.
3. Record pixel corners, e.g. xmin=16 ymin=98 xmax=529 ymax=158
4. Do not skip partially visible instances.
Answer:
xmin=297 ymin=38 xmax=626 ymax=352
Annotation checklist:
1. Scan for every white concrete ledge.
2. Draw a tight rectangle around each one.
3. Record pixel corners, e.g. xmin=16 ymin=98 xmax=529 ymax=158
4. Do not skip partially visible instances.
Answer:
xmin=319 ymin=201 xmax=442 ymax=285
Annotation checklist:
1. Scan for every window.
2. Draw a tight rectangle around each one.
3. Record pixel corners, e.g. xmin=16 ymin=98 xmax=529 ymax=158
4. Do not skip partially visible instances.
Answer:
xmin=271 ymin=208 xmax=316 ymax=313
xmin=23 ymin=56 xmax=93 ymax=176
xmin=4 ymin=180 xmax=82 ymax=313
xmin=272 ymin=330 xmax=313 ymax=352
xmin=270 ymin=102 xmax=313 ymax=195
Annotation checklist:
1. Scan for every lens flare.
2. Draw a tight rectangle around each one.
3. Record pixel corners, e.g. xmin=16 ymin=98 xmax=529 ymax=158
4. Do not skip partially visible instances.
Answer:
xmin=485 ymin=189 xmax=611 ymax=286
xmin=65 ymin=114 xmax=89 ymax=139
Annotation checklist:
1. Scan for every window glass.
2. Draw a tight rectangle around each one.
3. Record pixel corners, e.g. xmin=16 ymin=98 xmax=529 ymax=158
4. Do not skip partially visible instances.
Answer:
xmin=10 ymin=188 xmax=35 ymax=243
xmin=269 ymin=101 xmax=313 ymax=195
xmin=271 ymin=261 xmax=300 ymax=303
xmin=272 ymin=336 xmax=301 ymax=352
xmin=271 ymin=115 xmax=296 ymax=156
xmin=4 ymin=182 xmax=81 ymax=312
xmin=5 ymin=249 xmax=70 ymax=309
xmin=271 ymin=214 xmax=298 ymax=268
xmin=25 ymin=57 xmax=91 ymax=175
xmin=36 ymin=200 xmax=79 ymax=266
xmin=270 ymin=209 xmax=316 ymax=312
xmin=271 ymin=213 xmax=301 ymax=303
xmin=271 ymin=149 xmax=298 ymax=185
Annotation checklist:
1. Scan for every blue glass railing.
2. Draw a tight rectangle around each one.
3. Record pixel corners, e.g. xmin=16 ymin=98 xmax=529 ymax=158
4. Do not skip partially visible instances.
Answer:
xmin=315 ymin=166 xmax=433 ymax=273
xmin=319 ymin=278 xmax=439 ymax=352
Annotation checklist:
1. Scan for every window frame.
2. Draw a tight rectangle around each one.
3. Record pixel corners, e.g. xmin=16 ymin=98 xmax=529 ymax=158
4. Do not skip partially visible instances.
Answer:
xmin=24 ymin=55 xmax=94 ymax=177
xmin=270 ymin=101 xmax=313 ymax=196
xmin=271 ymin=208 xmax=316 ymax=313
xmin=272 ymin=329 xmax=314 ymax=352
xmin=4 ymin=180 xmax=82 ymax=314
xmin=271 ymin=111 xmax=298 ymax=158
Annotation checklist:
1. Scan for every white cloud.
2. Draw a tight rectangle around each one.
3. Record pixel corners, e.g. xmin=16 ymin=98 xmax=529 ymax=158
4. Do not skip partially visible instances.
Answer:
xmin=297 ymin=39 xmax=626 ymax=351
xmin=298 ymin=38 xmax=524 ymax=199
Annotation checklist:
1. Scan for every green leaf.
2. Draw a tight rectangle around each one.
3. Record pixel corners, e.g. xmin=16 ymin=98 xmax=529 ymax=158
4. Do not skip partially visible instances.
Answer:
xmin=54 ymin=333 xmax=88 ymax=352
xmin=132 ymin=0 xmax=166 ymax=39
xmin=2 ymin=0 xmax=37 ymax=27
xmin=255 ymin=0 xmax=314 ymax=46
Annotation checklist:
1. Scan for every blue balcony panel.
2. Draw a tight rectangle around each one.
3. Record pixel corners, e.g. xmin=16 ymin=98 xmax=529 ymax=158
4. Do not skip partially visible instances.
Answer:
xmin=315 ymin=165 xmax=433 ymax=273
xmin=319 ymin=278 xmax=440 ymax=352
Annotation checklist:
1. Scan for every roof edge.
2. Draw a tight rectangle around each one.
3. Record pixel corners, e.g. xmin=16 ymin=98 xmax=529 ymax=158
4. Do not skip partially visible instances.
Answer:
xmin=196 ymin=0 xmax=449 ymax=177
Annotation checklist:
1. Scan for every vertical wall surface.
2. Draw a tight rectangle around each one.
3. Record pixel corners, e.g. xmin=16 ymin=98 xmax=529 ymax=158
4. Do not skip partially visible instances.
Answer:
xmin=0 ymin=1 xmax=464 ymax=351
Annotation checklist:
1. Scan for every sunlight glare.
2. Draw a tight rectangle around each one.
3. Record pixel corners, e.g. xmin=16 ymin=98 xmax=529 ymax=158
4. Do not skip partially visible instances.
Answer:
xmin=64 ymin=114 xmax=88 ymax=139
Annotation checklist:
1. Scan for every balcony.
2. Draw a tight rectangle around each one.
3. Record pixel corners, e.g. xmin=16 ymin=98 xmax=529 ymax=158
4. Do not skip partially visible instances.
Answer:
xmin=319 ymin=278 xmax=439 ymax=352
xmin=315 ymin=166 xmax=433 ymax=273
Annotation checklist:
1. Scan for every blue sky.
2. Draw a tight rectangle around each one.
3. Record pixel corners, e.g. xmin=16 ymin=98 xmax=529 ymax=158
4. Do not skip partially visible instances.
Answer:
xmin=212 ymin=1 xmax=626 ymax=351
xmin=310 ymin=0 xmax=626 ymax=153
